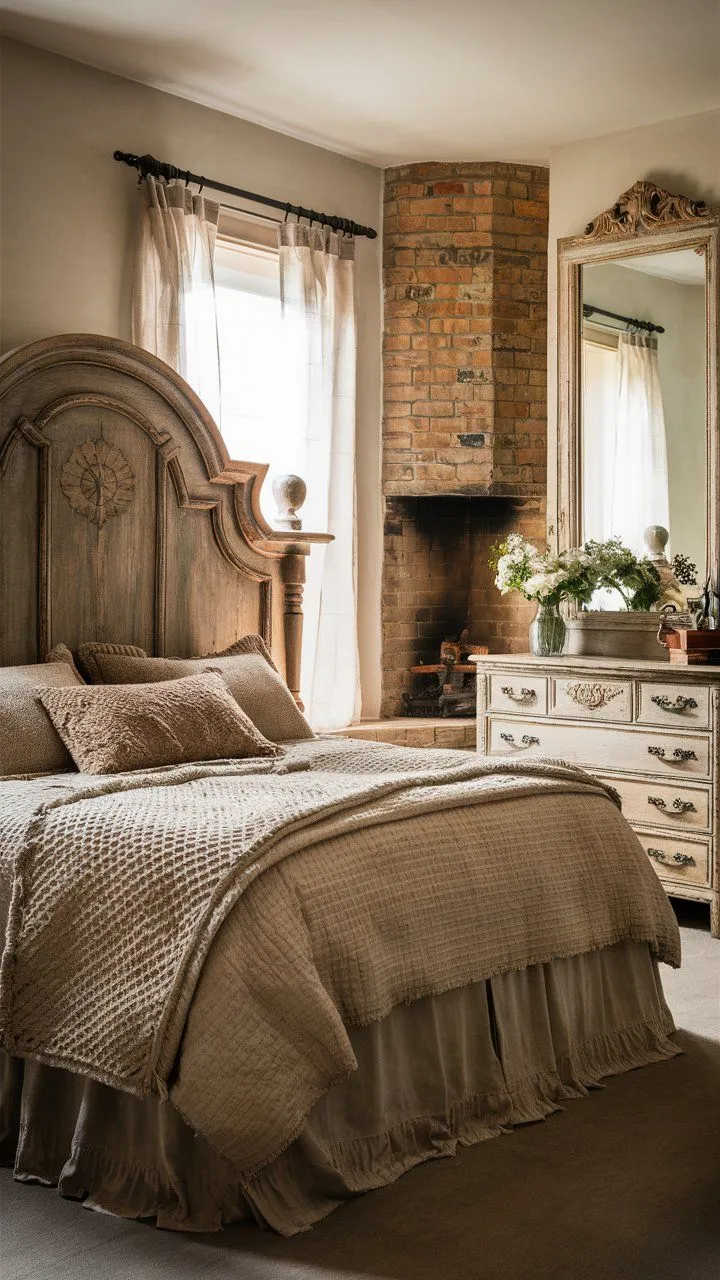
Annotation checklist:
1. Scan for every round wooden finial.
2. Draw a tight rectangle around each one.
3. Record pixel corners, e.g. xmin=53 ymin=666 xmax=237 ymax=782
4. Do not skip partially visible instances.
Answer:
xmin=272 ymin=474 xmax=307 ymax=531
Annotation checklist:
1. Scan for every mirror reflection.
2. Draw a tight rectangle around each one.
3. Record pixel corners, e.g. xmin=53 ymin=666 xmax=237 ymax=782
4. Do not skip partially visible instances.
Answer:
xmin=580 ymin=247 xmax=707 ymax=592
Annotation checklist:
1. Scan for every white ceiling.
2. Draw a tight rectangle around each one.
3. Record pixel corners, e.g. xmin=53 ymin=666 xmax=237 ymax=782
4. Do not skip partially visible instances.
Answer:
xmin=1 ymin=0 xmax=719 ymax=166
xmin=617 ymin=249 xmax=707 ymax=286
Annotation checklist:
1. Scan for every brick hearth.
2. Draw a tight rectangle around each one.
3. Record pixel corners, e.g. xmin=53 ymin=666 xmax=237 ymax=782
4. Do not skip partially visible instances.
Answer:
xmin=381 ymin=161 xmax=549 ymax=717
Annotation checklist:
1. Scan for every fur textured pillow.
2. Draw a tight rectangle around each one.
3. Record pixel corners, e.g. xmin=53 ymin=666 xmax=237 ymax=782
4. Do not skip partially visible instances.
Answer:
xmin=76 ymin=635 xmax=314 ymax=743
xmin=39 ymin=672 xmax=283 ymax=775
xmin=0 ymin=661 xmax=83 ymax=777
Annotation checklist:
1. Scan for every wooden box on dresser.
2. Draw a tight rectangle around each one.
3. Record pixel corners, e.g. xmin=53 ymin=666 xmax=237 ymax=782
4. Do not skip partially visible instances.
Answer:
xmin=472 ymin=654 xmax=720 ymax=937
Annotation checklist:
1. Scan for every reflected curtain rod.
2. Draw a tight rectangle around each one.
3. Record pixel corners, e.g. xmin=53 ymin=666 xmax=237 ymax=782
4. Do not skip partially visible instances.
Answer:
xmin=583 ymin=303 xmax=665 ymax=334
xmin=113 ymin=150 xmax=378 ymax=240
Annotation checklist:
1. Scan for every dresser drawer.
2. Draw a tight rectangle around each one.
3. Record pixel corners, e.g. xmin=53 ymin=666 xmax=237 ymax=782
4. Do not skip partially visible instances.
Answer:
xmin=636 ymin=682 xmax=710 ymax=729
xmin=597 ymin=774 xmax=711 ymax=833
xmin=552 ymin=676 xmax=632 ymax=722
xmin=488 ymin=674 xmax=548 ymax=716
xmin=636 ymin=832 xmax=711 ymax=889
xmin=487 ymin=717 xmax=711 ymax=778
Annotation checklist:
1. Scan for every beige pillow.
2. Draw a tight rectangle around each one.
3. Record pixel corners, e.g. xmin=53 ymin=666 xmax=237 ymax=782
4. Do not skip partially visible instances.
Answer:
xmin=75 ymin=641 xmax=146 ymax=683
xmin=39 ymin=672 xmax=283 ymax=775
xmin=46 ymin=642 xmax=85 ymax=683
xmin=0 ymin=661 xmax=83 ymax=777
xmin=76 ymin=635 xmax=314 ymax=743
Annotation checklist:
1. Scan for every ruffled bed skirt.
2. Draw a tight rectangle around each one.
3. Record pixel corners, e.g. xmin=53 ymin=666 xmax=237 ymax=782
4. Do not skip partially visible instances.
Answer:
xmin=0 ymin=941 xmax=680 ymax=1236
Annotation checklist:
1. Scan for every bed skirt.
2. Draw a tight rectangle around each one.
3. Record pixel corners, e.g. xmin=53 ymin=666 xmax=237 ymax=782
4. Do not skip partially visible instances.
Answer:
xmin=0 ymin=941 xmax=680 ymax=1236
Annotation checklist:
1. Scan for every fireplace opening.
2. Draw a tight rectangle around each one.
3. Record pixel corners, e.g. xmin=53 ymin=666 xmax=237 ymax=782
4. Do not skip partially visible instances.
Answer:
xmin=381 ymin=494 xmax=545 ymax=718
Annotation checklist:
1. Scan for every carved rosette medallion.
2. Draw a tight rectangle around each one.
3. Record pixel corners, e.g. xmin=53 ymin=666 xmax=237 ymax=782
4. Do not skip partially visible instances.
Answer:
xmin=60 ymin=439 xmax=135 ymax=527
xmin=565 ymin=681 xmax=623 ymax=711
xmin=582 ymin=181 xmax=712 ymax=243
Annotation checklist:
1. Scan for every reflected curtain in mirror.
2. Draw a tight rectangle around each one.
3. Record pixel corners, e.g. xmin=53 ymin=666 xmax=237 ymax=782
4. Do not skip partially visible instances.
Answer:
xmin=583 ymin=331 xmax=669 ymax=556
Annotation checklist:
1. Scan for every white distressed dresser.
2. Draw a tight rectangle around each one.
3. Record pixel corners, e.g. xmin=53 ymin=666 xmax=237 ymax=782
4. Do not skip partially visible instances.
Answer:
xmin=472 ymin=654 xmax=720 ymax=937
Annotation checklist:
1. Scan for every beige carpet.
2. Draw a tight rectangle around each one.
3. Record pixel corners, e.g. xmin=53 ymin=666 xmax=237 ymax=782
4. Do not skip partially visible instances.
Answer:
xmin=1 ymin=902 xmax=718 ymax=1280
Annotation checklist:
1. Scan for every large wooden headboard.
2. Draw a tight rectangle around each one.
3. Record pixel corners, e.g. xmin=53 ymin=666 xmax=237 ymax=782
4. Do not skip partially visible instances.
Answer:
xmin=0 ymin=335 xmax=326 ymax=705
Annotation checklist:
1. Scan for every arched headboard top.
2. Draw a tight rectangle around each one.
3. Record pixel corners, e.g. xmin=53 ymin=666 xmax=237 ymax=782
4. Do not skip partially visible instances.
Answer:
xmin=0 ymin=335 xmax=327 ymax=704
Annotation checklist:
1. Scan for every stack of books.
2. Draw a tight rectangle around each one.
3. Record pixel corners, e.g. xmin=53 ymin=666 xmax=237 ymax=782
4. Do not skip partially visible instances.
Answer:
xmin=664 ymin=629 xmax=720 ymax=665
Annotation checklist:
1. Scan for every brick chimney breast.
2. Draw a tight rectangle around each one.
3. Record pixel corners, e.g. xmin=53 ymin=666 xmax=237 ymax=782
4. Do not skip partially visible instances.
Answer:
xmin=383 ymin=161 xmax=549 ymax=500
xmin=381 ymin=162 xmax=549 ymax=716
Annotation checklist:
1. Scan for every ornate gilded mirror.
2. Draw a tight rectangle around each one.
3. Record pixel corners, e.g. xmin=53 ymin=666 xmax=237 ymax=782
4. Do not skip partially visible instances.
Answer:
xmin=554 ymin=181 xmax=719 ymax=644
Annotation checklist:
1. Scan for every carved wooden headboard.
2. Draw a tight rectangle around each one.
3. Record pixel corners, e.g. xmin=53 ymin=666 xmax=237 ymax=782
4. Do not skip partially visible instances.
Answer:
xmin=0 ymin=335 xmax=324 ymax=705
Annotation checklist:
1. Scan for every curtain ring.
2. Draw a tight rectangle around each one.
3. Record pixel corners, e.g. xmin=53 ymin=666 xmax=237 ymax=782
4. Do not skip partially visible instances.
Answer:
xmin=284 ymin=204 xmax=291 ymax=223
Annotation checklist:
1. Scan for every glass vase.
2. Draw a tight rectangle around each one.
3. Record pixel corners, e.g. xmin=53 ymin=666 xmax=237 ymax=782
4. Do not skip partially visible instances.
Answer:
xmin=529 ymin=602 xmax=566 ymax=657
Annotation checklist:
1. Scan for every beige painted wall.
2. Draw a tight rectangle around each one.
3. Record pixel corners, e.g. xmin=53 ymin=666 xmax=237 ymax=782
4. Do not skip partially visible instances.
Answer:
xmin=547 ymin=108 xmax=720 ymax=564
xmin=0 ymin=37 xmax=384 ymax=717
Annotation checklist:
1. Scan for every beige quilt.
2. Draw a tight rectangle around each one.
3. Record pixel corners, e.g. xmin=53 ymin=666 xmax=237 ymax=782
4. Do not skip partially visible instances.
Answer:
xmin=0 ymin=738 xmax=680 ymax=1176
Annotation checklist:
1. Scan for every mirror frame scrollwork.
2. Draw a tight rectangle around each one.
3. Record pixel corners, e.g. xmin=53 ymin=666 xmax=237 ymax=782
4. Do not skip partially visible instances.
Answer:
xmin=554 ymin=180 xmax=720 ymax=608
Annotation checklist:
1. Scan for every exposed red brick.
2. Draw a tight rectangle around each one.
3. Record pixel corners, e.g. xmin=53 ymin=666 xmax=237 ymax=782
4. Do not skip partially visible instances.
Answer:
xmin=380 ymin=160 xmax=549 ymax=714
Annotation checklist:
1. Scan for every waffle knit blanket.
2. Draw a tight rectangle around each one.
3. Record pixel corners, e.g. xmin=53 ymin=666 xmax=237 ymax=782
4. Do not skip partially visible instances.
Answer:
xmin=0 ymin=738 xmax=680 ymax=1172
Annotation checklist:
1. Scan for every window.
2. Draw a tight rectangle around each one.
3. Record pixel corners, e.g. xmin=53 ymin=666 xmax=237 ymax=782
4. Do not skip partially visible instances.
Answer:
xmin=213 ymin=212 xmax=305 ymax=525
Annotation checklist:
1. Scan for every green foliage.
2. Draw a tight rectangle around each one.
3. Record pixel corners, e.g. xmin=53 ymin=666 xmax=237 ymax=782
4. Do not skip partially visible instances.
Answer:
xmin=584 ymin=538 xmax=662 ymax=611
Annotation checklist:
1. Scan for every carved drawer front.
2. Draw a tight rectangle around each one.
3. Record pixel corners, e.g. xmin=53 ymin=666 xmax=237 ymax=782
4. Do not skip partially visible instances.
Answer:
xmin=487 ymin=718 xmax=711 ymax=778
xmin=636 ymin=682 xmax=710 ymax=729
xmin=636 ymin=833 xmax=711 ymax=889
xmin=488 ymin=674 xmax=548 ymax=716
xmin=596 ymin=775 xmax=711 ymax=833
xmin=552 ymin=677 xmax=632 ymax=722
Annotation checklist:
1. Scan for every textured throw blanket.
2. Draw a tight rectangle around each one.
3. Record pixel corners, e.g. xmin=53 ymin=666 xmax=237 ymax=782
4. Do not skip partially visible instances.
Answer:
xmin=0 ymin=738 xmax=680 ymax=1174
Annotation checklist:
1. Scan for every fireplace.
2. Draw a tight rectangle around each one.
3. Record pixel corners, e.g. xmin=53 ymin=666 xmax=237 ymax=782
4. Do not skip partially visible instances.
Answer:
xmin=381 ymin=495 xmax=544 ymax=717
xmin=380 ymin=159 xmax=549 ymax=720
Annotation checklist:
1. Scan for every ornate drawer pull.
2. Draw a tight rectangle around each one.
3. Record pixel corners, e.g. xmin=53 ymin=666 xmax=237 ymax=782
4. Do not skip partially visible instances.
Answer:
xmin=647 ymin=848 xmax=696 ymax=868
xmin=651 ymin=694 xmax=698 ymax=713
xmin=500 ymin=686 xmax=537 ymax=703
xmin=647 ymin=746 xmax=698 ymax=763
xmin=647 ymin=847 xmax=667 ymax=863
xmin=647 ymin=796 xmax=697 ymax=816
xmin=500 ymin=732 xmax=540 ymax=747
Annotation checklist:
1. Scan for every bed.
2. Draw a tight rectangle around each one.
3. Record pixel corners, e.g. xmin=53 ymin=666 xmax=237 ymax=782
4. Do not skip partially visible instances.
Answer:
xmin=0 ymin=335 xmax=681 ymax=1236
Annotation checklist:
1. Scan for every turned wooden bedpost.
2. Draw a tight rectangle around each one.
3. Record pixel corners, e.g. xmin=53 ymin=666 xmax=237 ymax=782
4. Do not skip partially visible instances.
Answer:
xmin=281 ymin=547 xmax=308 ymax=709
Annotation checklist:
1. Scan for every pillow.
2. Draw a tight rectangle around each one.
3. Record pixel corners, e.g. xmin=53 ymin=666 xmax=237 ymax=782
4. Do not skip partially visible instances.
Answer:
xmin=46 ymin=642 xmax=85 ymax=683
xmin=38 ymin=671 xmax=283 ymax=775
xmin=75 ymin=641 xmax=146 ymax=683
xmin=76 ymin=635 xmax=314 ymax=743
xmin=0 ymin=660 xmax=83 ymax=777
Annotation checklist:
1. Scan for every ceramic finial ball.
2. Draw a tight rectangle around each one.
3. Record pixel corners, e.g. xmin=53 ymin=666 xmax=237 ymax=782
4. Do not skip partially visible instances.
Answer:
xmin=644 ymin=525 xmax=686 ymax=610
xmin=644 ymin=525 xmax=669 ymax=559
xmin=272 ymin=474 xmax=307 ymax=531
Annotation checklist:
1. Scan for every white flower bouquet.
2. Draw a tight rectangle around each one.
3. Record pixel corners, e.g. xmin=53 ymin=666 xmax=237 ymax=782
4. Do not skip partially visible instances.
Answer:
xmin=489 ymin=535 xmax=661 ymax=611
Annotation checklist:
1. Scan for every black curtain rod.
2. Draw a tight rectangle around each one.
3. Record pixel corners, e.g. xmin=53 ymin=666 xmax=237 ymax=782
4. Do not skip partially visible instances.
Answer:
xmin=583 ymin=303 xmax=665 ymax=334
xmin=113 ymin=150 xmax=378 ymax=240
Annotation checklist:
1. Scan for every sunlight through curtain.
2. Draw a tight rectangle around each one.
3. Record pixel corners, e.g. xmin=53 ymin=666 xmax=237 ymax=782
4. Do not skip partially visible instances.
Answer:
xmin=278 ymin=223 xmax=360 ymax=731
xmin=132 ymin=177 xmax=221 ymax=423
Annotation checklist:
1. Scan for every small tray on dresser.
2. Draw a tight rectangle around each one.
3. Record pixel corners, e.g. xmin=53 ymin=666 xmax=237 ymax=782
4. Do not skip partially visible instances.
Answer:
xmin=472 ymin=653 xmax=720 ymax=938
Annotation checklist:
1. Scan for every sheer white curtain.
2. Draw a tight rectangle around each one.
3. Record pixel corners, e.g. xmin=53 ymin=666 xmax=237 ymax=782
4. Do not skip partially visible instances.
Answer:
xmin=583 ymin=332 xmax=669 ymax=556
xmin=132 ymin=177 xmax=221 ymax=423
xmin=612 ymin=333 xmax=669 ymax=554
xmin=278 ymin=223 xmax=360 ymax=731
